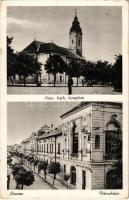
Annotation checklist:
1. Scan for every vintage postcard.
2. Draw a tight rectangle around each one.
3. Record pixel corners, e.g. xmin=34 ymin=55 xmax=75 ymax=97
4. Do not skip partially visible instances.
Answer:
xmin=0 ymin=0 xmax=128 ymax=199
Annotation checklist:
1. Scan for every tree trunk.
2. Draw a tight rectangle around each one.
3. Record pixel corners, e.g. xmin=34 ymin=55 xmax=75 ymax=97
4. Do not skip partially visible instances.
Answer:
xmin=53 ymin=174 xmax=56 ymax=184
xmin=45 ymin=171 xmax=47 ymax=179
xmin=21 ymin=184 xmax=24 ymax=189
xmin=67 ymin=182 xmax=68 ymax=189
xmin=16 ymin=182 xmax=19 ymax=189
xmin=54 ymin=74 xmax=56 ymax=87
xmin=11 ymin=79 xmax=13 ymax=86
xmin=24 ymin=76 xmax=26 ymax=87
xmin=77 ymin=77 xmax=79 ymax=86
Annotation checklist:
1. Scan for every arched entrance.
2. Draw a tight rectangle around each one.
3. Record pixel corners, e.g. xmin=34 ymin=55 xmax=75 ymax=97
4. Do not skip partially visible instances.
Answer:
xmin=70 ymin=166 xmax=76 ymax=186
xmin=106 ymin=164 xmax=122 ymax=189
xmin=105 ymin=121 xmax=122 ymax=160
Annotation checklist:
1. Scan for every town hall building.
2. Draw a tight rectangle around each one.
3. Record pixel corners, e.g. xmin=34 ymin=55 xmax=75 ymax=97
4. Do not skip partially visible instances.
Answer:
xmin=23 ymin=11 xmax=85 ymax=85
xmin=12 ymin=102 xmax=122 ymax=190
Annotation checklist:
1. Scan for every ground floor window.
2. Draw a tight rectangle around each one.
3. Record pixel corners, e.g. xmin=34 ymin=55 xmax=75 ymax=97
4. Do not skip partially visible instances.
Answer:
xmin=82 ymin=170 xmax=86 ymax=189
xmin=70 ymin=166 xmax=76 ymax=186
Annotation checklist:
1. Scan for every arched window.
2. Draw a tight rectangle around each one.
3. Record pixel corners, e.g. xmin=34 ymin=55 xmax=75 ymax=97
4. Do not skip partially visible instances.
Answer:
xmin=95 ymin=135 xmax=100 ymax=149
xmin=70 ymin=166 xmax=76 ymax=185
xmin=106 ymin=167 xmax=122 ymax=189
xmin=105 ymin=121 xmax=122 ymax=160
xmin=72 ymin=121 xmax=78 ymax=154
xmin=72 ymin=39 xmax=74 ymax=44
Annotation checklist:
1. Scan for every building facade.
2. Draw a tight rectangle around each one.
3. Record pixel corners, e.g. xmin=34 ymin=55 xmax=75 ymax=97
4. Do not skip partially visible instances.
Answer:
xmin=60 ymin=102 xmax=122 ymax=189
xmin=12 ymin=102 xmax=122 ymax=189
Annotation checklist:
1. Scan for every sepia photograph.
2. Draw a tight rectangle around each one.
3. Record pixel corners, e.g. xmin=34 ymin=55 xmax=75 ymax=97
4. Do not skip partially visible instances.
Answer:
xmin=7 ymin=6 xmax=122 ymax=95
xmin=7 ymin=102 xmax=122 ymax=190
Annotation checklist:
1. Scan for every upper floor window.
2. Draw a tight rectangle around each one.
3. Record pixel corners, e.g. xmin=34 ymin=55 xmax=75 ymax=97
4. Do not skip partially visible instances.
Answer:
xmin=47 ymin=144 xmax=48 ymax=153
xmin=95 ymin=135 xmax=100 ymax=149
xmin=105 ymin=121 xmax=122 ymax=160
xmin=58 ymin=143 xmax=60 ymax=154
xmin=72 ymin=121 xmax=78 ymax=154
xmin=52 ymin=143 xmax=53 ymax=153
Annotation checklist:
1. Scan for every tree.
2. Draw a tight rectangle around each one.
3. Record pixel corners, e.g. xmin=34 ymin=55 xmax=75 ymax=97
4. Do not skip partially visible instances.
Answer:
xmin=44 ymin=54 xmax=67 ymax=87
xmin=48 ymin=162 xmax=61 ymax=184
xmin=12 ymin=164 xmax=35 ymax=189
xmin=14 ymin=169 xmax=35 ymax=189
xmin=112 ymin=54 xmax=122 ymax=91
xmin=7 ymin=158 xmax=12 ymax=165
xmin=7 ymin=36 xmax=16 ymax=85
xmin=66 ymin=59 xmax=83 ymax=86
xmin=12 ymin=164 xmax=25 ymax=177
xmin=14 ymin=52 xmax=42 ymax=86
xmin=38 ymin=161 xmax=48 ymax=179
xmin=81 ymin=61 xmax=95 ymax=85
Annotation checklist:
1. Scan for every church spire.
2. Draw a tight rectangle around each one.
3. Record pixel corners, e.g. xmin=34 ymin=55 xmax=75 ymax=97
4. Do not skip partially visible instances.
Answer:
xmin=69 ymin=10 xmax=82 ymax=34
xmin=69 ymin=10 xmax=83 ymax=56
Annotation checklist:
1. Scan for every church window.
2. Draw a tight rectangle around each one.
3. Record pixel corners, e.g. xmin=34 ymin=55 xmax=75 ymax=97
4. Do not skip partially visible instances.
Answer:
xmin=72 ymin=39 xmax=74 ymax=44
xmin=95 ymin=135 xmax=100 ymax=149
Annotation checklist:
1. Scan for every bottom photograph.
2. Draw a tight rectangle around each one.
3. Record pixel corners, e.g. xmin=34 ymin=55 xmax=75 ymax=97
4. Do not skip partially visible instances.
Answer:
xmin=7 ymin=101 xmax=122 ymax=190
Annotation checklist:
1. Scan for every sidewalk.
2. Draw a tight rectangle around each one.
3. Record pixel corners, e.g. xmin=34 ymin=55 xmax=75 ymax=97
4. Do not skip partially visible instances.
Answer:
xmin=28 ymin=165 xmax=67 ymax=190
xmin=13 ymin=157 xmax=67 ymax=190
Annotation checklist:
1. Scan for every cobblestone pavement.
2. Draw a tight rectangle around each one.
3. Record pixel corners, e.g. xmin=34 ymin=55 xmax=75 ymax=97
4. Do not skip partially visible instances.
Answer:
xmin=7 ymin=86 xmax=120 ymax=95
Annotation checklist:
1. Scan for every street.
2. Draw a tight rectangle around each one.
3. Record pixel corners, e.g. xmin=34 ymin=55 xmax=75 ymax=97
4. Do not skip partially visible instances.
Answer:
xmin=7 ymin=86 xmax=120 ymax=95
xmin=8 ymin=157 xmax=54 ymax=190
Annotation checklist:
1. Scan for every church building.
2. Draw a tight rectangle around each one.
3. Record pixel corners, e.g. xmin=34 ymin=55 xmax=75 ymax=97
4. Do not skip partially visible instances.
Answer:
xmin=23 ymin=11 xmax=85 ymax=84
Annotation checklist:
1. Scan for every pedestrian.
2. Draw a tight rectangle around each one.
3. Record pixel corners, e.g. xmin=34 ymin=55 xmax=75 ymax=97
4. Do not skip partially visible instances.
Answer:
xmin=67 ymin=76 xmax=73 ymax=95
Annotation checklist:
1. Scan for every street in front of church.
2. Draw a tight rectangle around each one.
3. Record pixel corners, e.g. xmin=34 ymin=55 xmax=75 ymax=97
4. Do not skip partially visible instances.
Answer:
xmin=7 ymin=85 xmax=119 ymax=95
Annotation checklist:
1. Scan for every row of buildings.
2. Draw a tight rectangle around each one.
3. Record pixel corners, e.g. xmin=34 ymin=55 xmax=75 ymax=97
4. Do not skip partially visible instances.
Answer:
xmin=9 ymin=102 xmax=122 ymax=189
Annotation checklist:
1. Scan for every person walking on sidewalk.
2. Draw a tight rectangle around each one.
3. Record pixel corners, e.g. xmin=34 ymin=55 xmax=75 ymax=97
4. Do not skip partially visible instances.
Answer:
xmin=67 ymin=76 xmax=73 ymax=95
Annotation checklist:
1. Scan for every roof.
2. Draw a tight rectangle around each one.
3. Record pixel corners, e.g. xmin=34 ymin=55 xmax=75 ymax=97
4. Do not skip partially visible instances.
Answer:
xmin=23 ymin=40 xmax=84 ymax=60
xmin=70 ymin=14 xmax=82 ymax=34
xmin=60 ymin=102 xmax=122 ymax=119
xmin=38 ymin=126 xmax=62 ymax=140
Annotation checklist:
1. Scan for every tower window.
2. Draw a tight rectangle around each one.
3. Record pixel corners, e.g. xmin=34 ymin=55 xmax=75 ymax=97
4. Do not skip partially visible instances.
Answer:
xmin=78 ymin=39 xmax=80 ymax=46
xmin=72 ymin=39 xmax=74 ymax=44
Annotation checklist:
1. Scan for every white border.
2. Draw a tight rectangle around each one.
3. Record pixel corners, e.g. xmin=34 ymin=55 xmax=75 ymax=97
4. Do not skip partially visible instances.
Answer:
xmin=0 ymin=0 xmax=128 ymax=199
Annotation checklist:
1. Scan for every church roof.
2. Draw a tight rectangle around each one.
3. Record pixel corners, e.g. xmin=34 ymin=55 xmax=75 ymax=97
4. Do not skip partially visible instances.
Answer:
xmin=23 ymin=40 xmax=84 ymax=60
xmin=70 ymin=14 xmax=82 ymax=34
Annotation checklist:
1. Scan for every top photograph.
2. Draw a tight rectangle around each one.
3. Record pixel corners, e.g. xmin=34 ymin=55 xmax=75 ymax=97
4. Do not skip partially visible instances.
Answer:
xmin=7 ymin=6 xmax=122 ymax=95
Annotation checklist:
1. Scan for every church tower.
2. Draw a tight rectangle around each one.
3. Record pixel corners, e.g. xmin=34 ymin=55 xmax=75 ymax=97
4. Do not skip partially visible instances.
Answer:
xmin=69 ymin=10 xmax=82 ymax=56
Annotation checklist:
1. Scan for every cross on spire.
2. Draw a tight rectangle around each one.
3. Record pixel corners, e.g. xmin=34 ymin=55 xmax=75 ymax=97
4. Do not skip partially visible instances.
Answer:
xmin=75 ymin=8 xmax=77 ymax=16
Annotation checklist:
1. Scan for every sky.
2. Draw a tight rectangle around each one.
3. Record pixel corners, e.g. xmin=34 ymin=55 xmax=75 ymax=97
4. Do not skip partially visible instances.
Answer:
xmin=7 ymin=102 xmax=79 ymax=145
xmin=7 ymin=6 xmax=122 ymax=63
